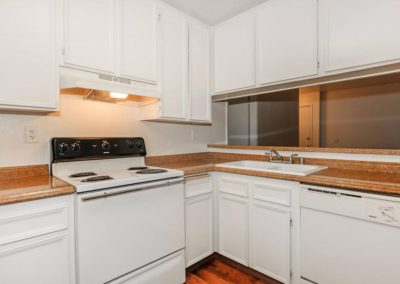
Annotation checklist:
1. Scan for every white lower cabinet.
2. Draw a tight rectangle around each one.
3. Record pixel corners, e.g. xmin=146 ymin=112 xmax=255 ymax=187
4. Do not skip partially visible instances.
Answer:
xmin=250 ymin=201 xmax=291 ymax=284
xmin=215 ymin=172 xmax=296 ymax=283
xmin=218 ymin=193 xmax=249 ymax=266
xmin=185 ymin=175 xmax=214 ymax=267
xmin=0 ymin=195 xmax=75 ymax=284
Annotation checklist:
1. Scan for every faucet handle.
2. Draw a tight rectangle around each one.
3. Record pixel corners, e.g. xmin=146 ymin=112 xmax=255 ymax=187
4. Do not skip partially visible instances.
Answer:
xmin=289 ymin=153 xmax=299 ymax=164
xmin=265 ymin=151 xmax=272 ymax=161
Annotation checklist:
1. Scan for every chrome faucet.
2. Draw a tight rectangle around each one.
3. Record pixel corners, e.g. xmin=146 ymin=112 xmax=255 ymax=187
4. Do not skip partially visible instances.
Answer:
xmin=266 ymin=149 xmax=299 ymax=164
xmin=266 ymin=149 xmax=283 ymax=162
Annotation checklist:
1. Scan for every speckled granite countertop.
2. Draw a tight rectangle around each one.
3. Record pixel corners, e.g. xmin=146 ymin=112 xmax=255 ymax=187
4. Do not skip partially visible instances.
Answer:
xmin=0 ymin=165 xmax=75 ymax=206
xmin=3 ymin=152 xmax=400 ymax=206
xmin=147 ymin=153 xmax=400 ymax=197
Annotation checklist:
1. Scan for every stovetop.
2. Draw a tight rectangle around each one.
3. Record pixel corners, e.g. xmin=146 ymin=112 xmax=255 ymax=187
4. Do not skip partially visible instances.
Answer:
xmin=52 ymin=158 xmax=184 ymax=193
xmin=51 ymin=138 xmax=184 ymax=193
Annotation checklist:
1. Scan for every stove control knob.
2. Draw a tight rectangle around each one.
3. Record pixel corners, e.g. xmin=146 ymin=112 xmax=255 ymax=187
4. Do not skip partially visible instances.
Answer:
xmin=71 ymin=142 xmax=81 ymax=152
xmin=127 ymin=140 xmax=134 ymax=149
xmin=135 ymin=140 xmax=143 ymax=148
xmin=102 ymin=140 xmax=111 ymax=151
xmin=59 ymin=143 xmax=69 ymax=153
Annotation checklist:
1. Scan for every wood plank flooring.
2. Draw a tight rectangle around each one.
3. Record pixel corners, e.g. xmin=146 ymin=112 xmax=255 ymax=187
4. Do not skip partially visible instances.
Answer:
xmin=186 ymin=258 xmax=282 ymax=284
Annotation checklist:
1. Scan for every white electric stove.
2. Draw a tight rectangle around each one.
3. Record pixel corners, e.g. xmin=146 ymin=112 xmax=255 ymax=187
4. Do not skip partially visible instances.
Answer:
xmin=51 ymin=137 xmax=186 ymax=284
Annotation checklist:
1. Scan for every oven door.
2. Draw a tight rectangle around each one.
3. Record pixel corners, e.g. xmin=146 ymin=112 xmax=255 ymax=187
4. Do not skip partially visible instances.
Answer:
xmin=76 ymin=178 xmax=185 ymax=284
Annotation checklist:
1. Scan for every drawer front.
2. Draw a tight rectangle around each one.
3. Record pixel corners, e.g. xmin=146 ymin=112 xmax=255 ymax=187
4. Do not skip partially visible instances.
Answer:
xmin=110 ymin=250 xmax=185 ymax=284
xmin=185 ymin=175 xmax=212 ymax=198
xmin=252 ymin=182 xmax=291 ymax=206
xmin=0 ymin=196 xmax=71 ymax=245
xmin=218 ymin=176 xmax=249 ymax=197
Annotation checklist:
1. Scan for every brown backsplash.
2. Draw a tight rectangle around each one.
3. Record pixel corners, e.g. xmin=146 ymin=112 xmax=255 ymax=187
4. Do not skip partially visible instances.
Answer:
xmin=0 ymin=165 xmax=49 ymax=180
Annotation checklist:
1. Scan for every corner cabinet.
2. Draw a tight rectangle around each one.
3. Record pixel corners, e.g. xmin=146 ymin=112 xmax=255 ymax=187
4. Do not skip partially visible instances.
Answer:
xmin=319 ymin=0 xmax=400 ymax=74
xmin=140 ymin=4 xmax=211 ymax=124
xmin=0 ymin=195 xmax=75 ymax=284
xmin=0 ymin=0 xmax=59 ymax=111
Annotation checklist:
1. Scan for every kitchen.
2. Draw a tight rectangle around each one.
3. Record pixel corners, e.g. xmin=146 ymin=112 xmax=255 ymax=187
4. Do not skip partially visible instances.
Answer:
xmin=1 ymin=0 xmax=400 ymax=283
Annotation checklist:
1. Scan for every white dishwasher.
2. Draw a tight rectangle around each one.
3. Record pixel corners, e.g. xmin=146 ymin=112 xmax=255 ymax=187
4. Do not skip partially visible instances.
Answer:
xmin=300 ymin=185 xmax=400 ymax=284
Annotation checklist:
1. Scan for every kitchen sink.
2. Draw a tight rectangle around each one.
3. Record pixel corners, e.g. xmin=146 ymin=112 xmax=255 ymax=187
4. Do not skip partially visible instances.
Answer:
xmin=215 ymin=160 xmax=327 ymax=176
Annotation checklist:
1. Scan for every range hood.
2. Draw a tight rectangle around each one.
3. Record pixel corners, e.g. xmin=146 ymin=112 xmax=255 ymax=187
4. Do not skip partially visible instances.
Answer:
xmin=60 ymin=67 xmax=161 ymax=99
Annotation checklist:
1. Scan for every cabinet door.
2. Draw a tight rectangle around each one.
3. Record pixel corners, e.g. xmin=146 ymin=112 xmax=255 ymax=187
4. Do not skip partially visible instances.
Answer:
xmin=257 ymin=0 xmax=318 ymax=84
xmin=185 ymin=193 xmax=213 ymax=267
xmin=0 ymin=232 xmax=72 ymax=284
xmin=0 ymin=195 xmax=75 ymax=284
xmin=189 ymin=22 xmax=211 ymax=122
xmin=218 ymin=193 xmax=249 ymax=265
xmin=214 ymin=10 xmax=256 ymax=93
xmin=119 ymin=0 xmax=158 ymax=83
xmin=0 ymin=0 xmax=58 ymax=110
xmin=63 ymin=0 xmax=114 ymax=73
xmin=160 ymin=7 xmax=188 ymax=119
xmin=320 ymin=0 xmax=400 ymax=73
xmin=250 ymin=201 xmax=291 ymax=284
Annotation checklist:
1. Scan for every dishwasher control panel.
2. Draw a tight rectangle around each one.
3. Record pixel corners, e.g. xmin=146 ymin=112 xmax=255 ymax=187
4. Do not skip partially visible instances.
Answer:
xmin=301 ymin=185 xmax=400 ymax=228
xmin=366 ymin=199 xmax=400 ymax=225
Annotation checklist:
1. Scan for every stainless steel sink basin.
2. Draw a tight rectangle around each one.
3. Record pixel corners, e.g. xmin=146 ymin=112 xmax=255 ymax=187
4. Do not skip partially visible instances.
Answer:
xmin=215 ymin=160 xmax=327 ymax=176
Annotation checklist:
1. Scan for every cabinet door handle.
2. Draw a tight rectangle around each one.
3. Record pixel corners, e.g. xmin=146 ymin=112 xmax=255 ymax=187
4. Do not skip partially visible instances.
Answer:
xmin=185 ymin=173 xmax=211 ymax=181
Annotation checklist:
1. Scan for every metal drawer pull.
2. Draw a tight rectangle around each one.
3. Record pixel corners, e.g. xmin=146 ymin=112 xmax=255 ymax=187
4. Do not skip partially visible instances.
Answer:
xmin=185 ymin=173 xmax=210 ymax=181
xmin=81 ymin=179 xmax=183 ymax=202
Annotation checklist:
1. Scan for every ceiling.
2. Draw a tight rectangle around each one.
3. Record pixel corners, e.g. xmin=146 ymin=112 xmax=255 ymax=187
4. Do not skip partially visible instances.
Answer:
xmin=162 ymin=0 xmax=267 ymax=25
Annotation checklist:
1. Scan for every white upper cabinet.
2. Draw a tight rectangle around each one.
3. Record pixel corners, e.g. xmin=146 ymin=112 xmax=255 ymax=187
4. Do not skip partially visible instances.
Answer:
xmin=159 ymin=6 xmax=188 ymax=119
xmin=0 ymin=0 xmax=59 ymax=111
xmin=119 ymin=0 xmax=158 ymax=83
xmin=320 ymin=0 xmax=400 ymax=73
xmin=63 ymin=0 xmax=115 ymax=73
xmin=140 ymin=4 xmax=211 ymax=124
xmin=257 ymin=0 xmax=318 ymax=84
xmin=189 ymin=22 xmax=211 ymax=122
xmin=214 ymin=10 xmax=256 ymax=93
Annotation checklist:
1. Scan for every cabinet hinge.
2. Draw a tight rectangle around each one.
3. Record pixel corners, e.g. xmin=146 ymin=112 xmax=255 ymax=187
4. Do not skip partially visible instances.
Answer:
xmin=290 ymin=270 xmax=293 ymax=278
xmin=158 ymin=13 xmax=161 ymax=21
xmin=317 ymin=61 xmax=320 ymax=68
xmin=290 ymin=219 xmax=293 ymax=227
xmin=62 ymin=47 xmax=65 ymax=56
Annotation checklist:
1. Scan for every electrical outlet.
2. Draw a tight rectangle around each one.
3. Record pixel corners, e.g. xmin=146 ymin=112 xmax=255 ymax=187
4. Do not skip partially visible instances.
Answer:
xmin=25 ymin=125 xmax=39 ymax=143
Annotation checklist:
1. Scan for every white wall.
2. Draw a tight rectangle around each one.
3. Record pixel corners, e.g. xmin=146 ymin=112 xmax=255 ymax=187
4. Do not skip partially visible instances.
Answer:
xmin=0 ymin=94 xmax=227 ymax=167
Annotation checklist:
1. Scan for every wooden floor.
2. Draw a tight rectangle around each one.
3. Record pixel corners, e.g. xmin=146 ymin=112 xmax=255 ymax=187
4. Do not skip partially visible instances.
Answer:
xmin=186 ymin=258 xmax=282 ymax=284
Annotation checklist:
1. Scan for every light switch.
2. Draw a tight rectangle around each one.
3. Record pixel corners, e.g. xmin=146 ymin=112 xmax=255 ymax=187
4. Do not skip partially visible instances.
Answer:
xmin=25 ymin=125 xmax=39 ymax=143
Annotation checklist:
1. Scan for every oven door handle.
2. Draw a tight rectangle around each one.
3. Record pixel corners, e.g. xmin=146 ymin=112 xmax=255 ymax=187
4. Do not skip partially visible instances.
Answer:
xmin=80 ymin=178 xmax=184 ymax=202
